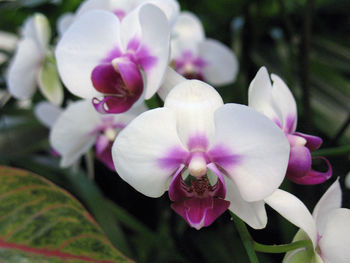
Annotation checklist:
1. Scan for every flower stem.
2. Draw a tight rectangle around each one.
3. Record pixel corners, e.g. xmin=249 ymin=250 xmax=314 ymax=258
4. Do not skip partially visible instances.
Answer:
xmin=253 ymin=240 xmax=312 ymax=253
xmin=230 ymin=212 xmax=260 ymax=263
xmin=312 ymin=145 xmax=350 ymax=157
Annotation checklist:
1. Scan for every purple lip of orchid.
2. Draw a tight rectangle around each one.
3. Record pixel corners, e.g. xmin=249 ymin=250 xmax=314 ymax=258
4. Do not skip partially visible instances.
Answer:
xmin=275 ymin=116 xmax=332 ymax=185
xmin=91 ymin=38 xmax=157 ymax=114
xmin=159 ymin=135 xmax=239 ymax=229
xmin=92 ymin=117 xmax=126 ymax=171
xmin=174 ymin=50 xmax=207 ymax=81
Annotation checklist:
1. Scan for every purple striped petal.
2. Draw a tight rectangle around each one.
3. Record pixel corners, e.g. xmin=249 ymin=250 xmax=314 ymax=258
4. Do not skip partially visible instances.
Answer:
xmin=289 ymin=157 xmax=332 ymax=185
xmin=168 ymin=165 xmax=191 ymax=201
xmin=294 ymin=132 xmax=323 ymax=151
xmin=95 ymin=138 xmax=115 ymax=171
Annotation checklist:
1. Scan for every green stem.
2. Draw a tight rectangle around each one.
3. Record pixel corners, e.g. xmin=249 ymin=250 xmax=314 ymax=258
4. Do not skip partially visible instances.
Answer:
xmin=253 ymin=240 xmax=312 ymax=253
xmin=312 ymin=145 xmax=350 ymax=157
xmin=230 ymin=212 xmax=259 ymax=263
xmin=84 ymin=150 xmax=95 ymax=180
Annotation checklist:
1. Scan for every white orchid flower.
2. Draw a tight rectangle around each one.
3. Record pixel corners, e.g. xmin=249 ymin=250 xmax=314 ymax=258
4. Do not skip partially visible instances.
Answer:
xmin=7 ymin=13 xmax=63 ymax=106
xmin=249 ymin=67 xmax=332 ymax=185
xmin=50 ymin=100 xmax=146 ymax=170
xmin=170 ymin=12 xmax=238 ymax=86
xmin=283 ymin=179 xmax=350 ymax=263
xmin=113 ymin=79 xmax=293 ymax=229
xmin=55 ymin=4 xmax=170 ymax=114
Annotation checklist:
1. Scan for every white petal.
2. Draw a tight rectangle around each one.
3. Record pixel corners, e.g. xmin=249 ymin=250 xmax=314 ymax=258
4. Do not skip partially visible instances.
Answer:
xmin=113 ymin=107 xmax=187 ymax=197
xmin=225 ymin=177 xmax=267 ymax=229
xmin=198 ymin=38 xmax=239 ymax=86
xmin=164 ymin=80 xmax=223 ymax=148
xmin=157 ymin=66 xmax=186 ymax=101
xmin=147 ymin=0 xmax=180 ymax=27
xmin=55 ymin=10 xmax=121 ymax=99
xmin=312 ymin=179 xmax=342 ymax=236
xmin=265 ymin=189 xmax=318 ymax=248
xmin=50 ymin=100 xmax=101 ymax=167
xmin=248 ymin=67 xmax=281 ymax=123
xmin=34 ymin=101 xmax=62 ymax=128
xmin=212 ymin=104 xmax=289 ymax=201
xmin=0 ymin=31 xmax=18 ymax=51
xmin=172 ymin=12 xmax=205 ymax=50
xmin=57 ymin=12 xmax=75 ymax=36
xmin=271 ymin=74 xmax=297 ymax=132
xmin=7 ymin=38 xmax=42 ymax=99
xmin=75 ymin=0 xmax=113 ymax=16
xmin=121 ymin=3 xmax=170 ymax=99
xmin=22 ymin=13 xmax=50 ymax=52
xmin=319 ymin=208 xmax=350 ymax=263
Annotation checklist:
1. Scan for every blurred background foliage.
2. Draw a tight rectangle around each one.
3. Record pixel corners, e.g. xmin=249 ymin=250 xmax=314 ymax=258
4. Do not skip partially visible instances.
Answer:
xmin=0 ymin=0 xmax=350 ymax=262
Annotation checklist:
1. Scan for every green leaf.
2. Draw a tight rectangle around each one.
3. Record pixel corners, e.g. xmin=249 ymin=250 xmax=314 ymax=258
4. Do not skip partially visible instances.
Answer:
xmin=0 ymin=166 xmax=132 ymax=263
xmin=38 ymin=57 xmax=64 ymax=106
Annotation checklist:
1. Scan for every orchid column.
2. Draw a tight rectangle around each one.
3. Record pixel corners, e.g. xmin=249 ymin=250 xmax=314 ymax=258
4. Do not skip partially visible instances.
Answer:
xmin=113 ymin=79 xmax=290 ymax=229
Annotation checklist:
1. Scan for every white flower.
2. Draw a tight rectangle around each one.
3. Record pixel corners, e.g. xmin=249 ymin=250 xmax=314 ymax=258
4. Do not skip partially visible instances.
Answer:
xmin=113 ymin=79 xmax=290 ymax=229
xmin=283 ymin=179 xmax=350 ymax=263
xmin=7 ymin=13 xmax=63 ymax=106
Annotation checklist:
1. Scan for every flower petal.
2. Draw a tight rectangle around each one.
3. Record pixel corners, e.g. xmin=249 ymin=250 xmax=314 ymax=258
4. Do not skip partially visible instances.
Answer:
xmin=164 ymin=80 xmax=223 ymax=149
xmin=312 ymin=179 xmax=341 ymax=235
xmin=22 ymin=13 xmax=50 ymax=52
xmin=212 ymin=103 xmax=289 ymax=201
xmin=120 ymin=3 xmax=170 ymax=99
xmin=50 ymin=100 xmax=101 ymax=167
xmin=225 ymin=177 xmax=267 ymax=229
xmin=55 ymin=10 xmax=121 ymax=99
xmin=7 ymin=38 xmax=42 ymax=99
xmin=113 ymin=107 xmax=187 ymax=197
xmin=270 ymin=73 xmax=297 ymax=133
xmin=198 ymin=38 xmax=239 ymax=86
xmin=171 ymin=11 xmax=204 ymax=58
xmin=34 ymin=101 xmax=62 ymax=128
xmin=248 ymin=67 xmax=281 ymax=124
xmin=319 ymin=208 xmax=350 ymax=263
xmin=147 ymin=0 xmax=180 ymax=27
xmin=265 ymin=189 xmax=318 ymax=248
xmin=157 ymin=66 xmax=186 ymax=101
xmin=37 ymin=58 xmax=64 ymax=106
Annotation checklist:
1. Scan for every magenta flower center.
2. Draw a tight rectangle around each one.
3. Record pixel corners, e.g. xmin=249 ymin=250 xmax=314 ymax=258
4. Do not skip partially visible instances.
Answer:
xmin=174 ymin=50 xmax=207 ymax=81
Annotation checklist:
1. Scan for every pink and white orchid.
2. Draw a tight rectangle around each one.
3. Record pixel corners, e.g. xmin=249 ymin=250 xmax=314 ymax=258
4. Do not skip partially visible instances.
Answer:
xmin=7 ymin=13 xmax=63 ymax=106
xmin=50 ymin=100 xmax=146 ymax=170
xmin=55 ymin=4 xmax=170 ymax=114
xmin=170 ymin=12 xmax=238 ymax=85
xmin=283 ymin=179 xmax=350 ymax=263
xmin=248 ymin=67 xmax=332 ymax=185
xmin=113 ymin=79 xmax=290 ymax=229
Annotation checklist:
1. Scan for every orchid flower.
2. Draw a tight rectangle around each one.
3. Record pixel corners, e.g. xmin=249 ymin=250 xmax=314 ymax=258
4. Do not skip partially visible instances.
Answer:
xmin=50 ymin=100 xmax=146 ymax=170
xmin=283 ymin=179 xmax=350 ymax=263
xmin=55 ymin=4 xmax=170 ymax=114
xmin=248 ymin=67 xmax=332 ymax=185
xmin=113 ymin=79 xmax=291 ymax=229
xmin=170 ymin=12 xmax=238 ymax=85
xmin=7 ymin=13 xmax=63 ymax=106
